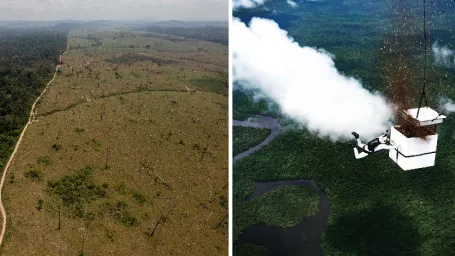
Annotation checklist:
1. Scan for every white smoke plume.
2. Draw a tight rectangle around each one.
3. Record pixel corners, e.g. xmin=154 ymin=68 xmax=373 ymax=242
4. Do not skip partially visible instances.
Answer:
xmin=432 ymin=41 xmax=455 ymax=68
xmin=287 ymin=0 xmax=298 ymax=8
xmin=233 ymin=0 xmax=266 ymax=9
xmin=232 ymin=17 xmax=394 ymax=141
xmin=439 ymin=97 xmax=455 ymax=113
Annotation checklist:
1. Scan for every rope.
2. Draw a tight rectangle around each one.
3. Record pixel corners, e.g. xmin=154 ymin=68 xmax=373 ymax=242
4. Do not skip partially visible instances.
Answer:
xmin=416 ymin=0 xmax=428 ymax=118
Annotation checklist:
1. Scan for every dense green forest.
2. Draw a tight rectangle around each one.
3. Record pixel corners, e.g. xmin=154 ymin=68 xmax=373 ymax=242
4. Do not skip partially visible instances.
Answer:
xmin=233 ymin=126 xmax=271 ymax=156
xmin=233 ymin=90 xmax=273 ymax=120
xmin=233 ymin=0 xmax=455 ymax=255
xmin=0 ymin=28 xmax=67 ymax=168
xmin=233 ymin=116 xmax=455 ymax=254
xmin=234 ymin=243 xmax=269 ymax=256
xmin=233 ymin=185 xmax=319 ymax=240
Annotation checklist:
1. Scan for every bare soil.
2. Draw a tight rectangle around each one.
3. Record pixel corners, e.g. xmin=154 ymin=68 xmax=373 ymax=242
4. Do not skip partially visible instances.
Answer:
xmin=0 ymin=28 xmax=228 ymax=255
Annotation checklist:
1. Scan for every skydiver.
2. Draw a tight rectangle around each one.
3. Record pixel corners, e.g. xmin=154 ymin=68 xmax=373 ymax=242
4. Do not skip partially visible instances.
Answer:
xmin=351 ymin=130 xmax=398 ymax=159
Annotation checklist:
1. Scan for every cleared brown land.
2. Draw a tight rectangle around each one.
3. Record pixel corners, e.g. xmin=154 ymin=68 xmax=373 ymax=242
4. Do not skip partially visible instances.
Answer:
xmin=1 ymin=28 xmax=228 ymax=255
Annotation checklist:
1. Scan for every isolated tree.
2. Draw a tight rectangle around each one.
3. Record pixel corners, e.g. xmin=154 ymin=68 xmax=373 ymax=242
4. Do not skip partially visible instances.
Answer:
xmin=105 ymin=146 xmax=110 ymax=169
xmin=58 ymin=204 xmax=61 ymax=230
xmin=100 ymin=103 xmax=106 ymax=121
xmin=47 ymin=194 xmax=64 ymax=230
xmin=79 ymin=228 xmax=86 ymax=256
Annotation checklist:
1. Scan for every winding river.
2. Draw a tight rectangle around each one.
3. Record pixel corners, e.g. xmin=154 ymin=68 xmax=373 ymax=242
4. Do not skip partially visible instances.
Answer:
xmin=233 ymin=115 xmax=281 ymax=165
xmin=234 ymin=115 xmax=330 ymax=256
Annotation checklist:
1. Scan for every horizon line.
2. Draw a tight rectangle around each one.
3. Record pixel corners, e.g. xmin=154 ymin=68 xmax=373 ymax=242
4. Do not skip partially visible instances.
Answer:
xmin=0 ymin=19 xmax=227 ymax=22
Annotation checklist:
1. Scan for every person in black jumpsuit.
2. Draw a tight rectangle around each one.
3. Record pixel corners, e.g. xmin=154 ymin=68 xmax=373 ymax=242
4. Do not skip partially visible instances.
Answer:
xmin=351 ymin=130 xmax=397 ymax=159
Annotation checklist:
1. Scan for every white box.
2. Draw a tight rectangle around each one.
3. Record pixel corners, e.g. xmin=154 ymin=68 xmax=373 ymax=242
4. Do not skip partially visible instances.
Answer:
xmin=388 ymin=126 xmax=438 ymax=171
xmin=402 ymin=107 xmax=446 ymax=126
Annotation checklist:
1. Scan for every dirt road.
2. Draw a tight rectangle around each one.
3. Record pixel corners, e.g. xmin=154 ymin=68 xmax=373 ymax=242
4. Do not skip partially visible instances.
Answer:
xmin=0 ymin=64 xmax=60 ymax=246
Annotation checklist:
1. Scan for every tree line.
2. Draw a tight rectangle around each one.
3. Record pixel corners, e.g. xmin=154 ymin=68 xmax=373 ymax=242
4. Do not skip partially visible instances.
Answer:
xmin=0 ymin=27 xmax=67 ymax=167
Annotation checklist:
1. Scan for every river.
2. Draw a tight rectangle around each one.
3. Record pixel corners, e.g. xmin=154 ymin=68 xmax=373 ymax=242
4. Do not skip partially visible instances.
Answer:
xmin=234 ymin=115 xmax=330 ymax=256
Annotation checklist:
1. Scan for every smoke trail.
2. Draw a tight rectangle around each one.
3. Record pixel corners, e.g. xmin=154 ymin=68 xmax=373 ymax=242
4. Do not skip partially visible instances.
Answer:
xmin=232 ymin=17 xmax=394 ymax=141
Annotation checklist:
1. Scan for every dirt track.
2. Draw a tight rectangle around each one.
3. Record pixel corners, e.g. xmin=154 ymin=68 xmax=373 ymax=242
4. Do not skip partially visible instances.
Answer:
xmin=0 ymin=64 xmax=60 ymax=246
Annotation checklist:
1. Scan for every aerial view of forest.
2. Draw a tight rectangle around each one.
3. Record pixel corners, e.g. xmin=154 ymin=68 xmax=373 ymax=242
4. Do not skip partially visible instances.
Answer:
xmin=0 ymin=20 xmax=228 ymax=255
xmin=0 ymin=27 xmax=67 ymax=179
xmin=233 ymin=0 xmax=455 ymax=255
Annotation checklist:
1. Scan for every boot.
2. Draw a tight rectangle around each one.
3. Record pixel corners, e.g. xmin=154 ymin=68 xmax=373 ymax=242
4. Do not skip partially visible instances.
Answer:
xmin=351 ymin=132 xmax=359 ymax=139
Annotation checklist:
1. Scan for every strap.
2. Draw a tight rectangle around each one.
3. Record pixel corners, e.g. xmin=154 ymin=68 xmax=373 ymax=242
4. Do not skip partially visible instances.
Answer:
xmin=366 ymin=138 xmax=381 ymax=151
xmin=394 ymin=148 xmax=435 ymax=158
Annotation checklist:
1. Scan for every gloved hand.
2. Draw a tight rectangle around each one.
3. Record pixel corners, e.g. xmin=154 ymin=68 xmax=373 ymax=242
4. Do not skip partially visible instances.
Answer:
xmin=389 ymin=140 xmax=399 ymax=149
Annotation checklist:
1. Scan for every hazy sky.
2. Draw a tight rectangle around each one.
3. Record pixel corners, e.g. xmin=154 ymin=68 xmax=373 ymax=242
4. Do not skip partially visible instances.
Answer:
xmin=0 ymin=0 xmax=228 ymax=21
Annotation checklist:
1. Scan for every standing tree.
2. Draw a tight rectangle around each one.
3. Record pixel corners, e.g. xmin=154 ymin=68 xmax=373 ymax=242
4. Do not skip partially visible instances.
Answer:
xmin=58 ymin=204 xmax=61 ymax=230
xmin=79 ymin=228 xmax=86 ymax=256
xmin=105 ymin=146 xmax=110 ymax=169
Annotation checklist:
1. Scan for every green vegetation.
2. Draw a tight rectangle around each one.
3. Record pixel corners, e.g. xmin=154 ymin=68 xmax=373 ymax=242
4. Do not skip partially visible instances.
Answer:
xmin=234 ymin=185 xmax=319 ymax=239
xmin=115 ymin=183 xmax=127 ymax=195
xmin=132 ymin=192 xmax=146 ymax=205
xmin=234 ymin=243 xmax=268 ymax=256
xmin=219 ymin=194 xmax=228 ymax=210
xmin=101 ymin=201 xmax=139 ymax=227
xmin=233 ymin=126 xmax=271 ymax=156
xmin=51 ymin=143 xmax=62 ymax=151
xmin=232 ymin=110 xmax=455 ymax=254
xmin=91 ymin=138 xmax=101 ymax=151
xmin=36 ymin=199 xmax=44 ymax=211
xmin=46 ymin=166 xmax=106 ymax=217
xmin=233 ymin=116 xmax=455 ymax=254
xmin=0 ymin=28 xmax=66 ymax=175
xmin=37 ymin=156 xmax=51 ymax=166
xmin=24 ymin=170 xmax=41 ymax=181
xmin=191 ymin=78 xmax=228 ymax=96
xmin=233 ymin=90 xmax=278 ymax=120
xmin=234 ymin=1 xmax=455 ymax=254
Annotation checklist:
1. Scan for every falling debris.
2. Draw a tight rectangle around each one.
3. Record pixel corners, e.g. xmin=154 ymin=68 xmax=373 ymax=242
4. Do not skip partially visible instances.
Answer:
xmin=389 ymin=107 xmax=446 ymax=171
xmin=360 ymin=0 xmax=448 ymax=171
